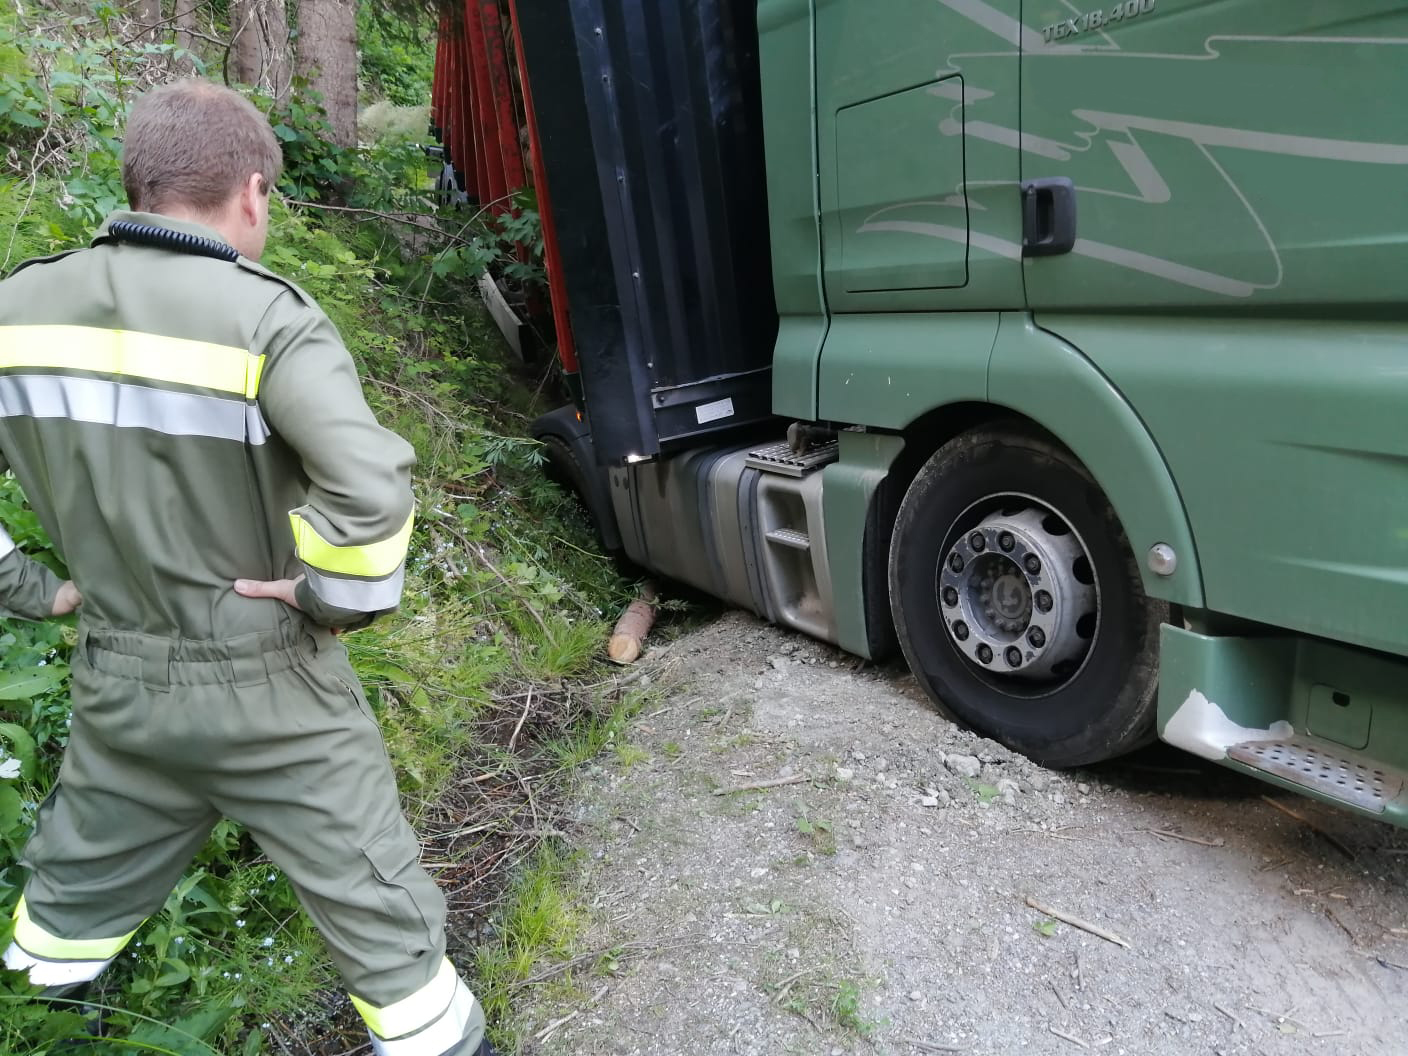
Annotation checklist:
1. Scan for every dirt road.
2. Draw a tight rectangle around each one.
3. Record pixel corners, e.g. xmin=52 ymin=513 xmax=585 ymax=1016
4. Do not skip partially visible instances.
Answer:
xmin=521 ymin=612 xmax=1408 ymax=1056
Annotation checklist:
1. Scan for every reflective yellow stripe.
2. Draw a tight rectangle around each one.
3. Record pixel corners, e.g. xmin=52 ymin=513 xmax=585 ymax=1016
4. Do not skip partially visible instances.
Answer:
xmin=352 ymin=957 xmax=458 ymax=1039
xmin=12 ymin=896 xmax=139 ymax=962
xmin=290 ymin=510 xmax=414 ymax=578
xmin=0 ymin=325 xmax=265 ymax=398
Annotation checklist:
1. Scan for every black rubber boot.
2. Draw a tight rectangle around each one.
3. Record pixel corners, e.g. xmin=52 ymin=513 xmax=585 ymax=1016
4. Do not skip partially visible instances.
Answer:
xmin=38 ymin=984 xmax=105 ymax=1048
xmin=443 ymin=1036 xmax=496 ymax=1056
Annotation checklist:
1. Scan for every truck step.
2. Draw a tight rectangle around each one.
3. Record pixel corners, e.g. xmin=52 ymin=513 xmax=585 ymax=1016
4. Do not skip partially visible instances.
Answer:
xmin=1227 ymin=736 xmax=1406 ymax=814
xmin=765 ymin=527 xmax=812 ymax=550
xmin=746 ymin=440 xmax=839 ymax=478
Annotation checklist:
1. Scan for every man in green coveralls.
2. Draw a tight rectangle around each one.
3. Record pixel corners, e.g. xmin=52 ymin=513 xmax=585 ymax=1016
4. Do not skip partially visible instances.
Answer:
xmin=0 ymin=80 xmax=492 ymax=1055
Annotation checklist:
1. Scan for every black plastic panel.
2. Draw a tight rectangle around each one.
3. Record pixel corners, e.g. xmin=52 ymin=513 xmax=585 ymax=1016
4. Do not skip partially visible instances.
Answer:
xmin=517 ymin=0 xmax=779 ymax=464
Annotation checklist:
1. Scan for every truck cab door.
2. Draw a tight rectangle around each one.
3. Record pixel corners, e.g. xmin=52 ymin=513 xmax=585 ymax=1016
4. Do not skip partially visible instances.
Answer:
xmin=1020 ymin=0 xmax=1408 ymax=311
xmin=815 ymin=0 xmax=1026 ymax=313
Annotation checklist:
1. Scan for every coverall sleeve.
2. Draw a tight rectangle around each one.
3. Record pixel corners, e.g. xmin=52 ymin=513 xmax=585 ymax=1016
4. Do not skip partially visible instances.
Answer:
xmin=255 ymin=295 xmax=417 ymax=630
xmin=0 ymin=452 xmax=64 ymax=621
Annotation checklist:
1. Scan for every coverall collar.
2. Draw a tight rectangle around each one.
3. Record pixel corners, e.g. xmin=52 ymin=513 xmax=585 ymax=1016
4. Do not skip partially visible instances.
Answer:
xmin=93 ymin=210 xmax=231 ymax=248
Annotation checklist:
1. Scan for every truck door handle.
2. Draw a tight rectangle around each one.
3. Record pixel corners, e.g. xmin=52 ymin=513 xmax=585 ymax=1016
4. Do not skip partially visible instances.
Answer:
xmin=1021 ymin=177 xmax=1077 ymax=257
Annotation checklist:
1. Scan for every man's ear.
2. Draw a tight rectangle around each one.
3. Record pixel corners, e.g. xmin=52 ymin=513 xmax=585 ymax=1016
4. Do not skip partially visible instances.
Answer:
xmin=239 ymin=172 xmax=266 ymax=225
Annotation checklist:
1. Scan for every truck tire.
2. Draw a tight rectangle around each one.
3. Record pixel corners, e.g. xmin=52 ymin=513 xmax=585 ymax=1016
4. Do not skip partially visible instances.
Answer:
xmin=540 ymin=433 xmax=620 ymax=554
xmin=888 ymin=426 xmax=1166 ymax=768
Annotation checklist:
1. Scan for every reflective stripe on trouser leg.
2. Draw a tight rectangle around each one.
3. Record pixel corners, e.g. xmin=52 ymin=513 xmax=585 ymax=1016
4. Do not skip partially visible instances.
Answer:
xmin=354 ymin=958 xmax=485 ymax=1056
xmin=2 ymin=895 xmax=137 ymax=986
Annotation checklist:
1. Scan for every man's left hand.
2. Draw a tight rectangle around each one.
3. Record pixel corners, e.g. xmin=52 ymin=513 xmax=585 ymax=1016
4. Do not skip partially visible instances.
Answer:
xmin=51 ymin=581 xmax=81 ymax=616
xmin=234 ymin=575 xmax=305 ymax=610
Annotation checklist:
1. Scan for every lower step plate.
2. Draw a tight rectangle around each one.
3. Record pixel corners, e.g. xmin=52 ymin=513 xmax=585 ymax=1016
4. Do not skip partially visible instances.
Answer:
xmin=1227 ymin=737 xmax=1405 ymax=813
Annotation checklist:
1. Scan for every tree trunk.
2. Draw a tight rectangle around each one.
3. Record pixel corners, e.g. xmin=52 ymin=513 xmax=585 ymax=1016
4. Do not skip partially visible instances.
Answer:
xmin=174 ymin=0 xmax=199 ymax=73
xmin=230 ymin=0 xmax=292 ymax=102
xmin=129 ymin=0 xmax=162 ymax=42
xmin=295 ymin=0 xmax=358 ymax=148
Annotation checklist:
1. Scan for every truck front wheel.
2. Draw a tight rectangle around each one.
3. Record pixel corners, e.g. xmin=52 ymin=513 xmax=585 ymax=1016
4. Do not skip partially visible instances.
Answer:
xmin=888 ymin=426 xmax=1166 ymax=768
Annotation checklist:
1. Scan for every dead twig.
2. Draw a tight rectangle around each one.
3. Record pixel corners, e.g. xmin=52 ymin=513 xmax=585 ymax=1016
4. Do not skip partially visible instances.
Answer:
xmin=770 ymin=964 xmax=822 ymax=1006
xmin=1048 ymin=1025 xmax=1089 ymax=1049
xmin=902 ymin=1038 xmax=965 ymax=1054
xmin=535 ymin=1009 xmax=579 ymax=1043
xmin=1213 ymin=1002 xmax=1244 ymax=1032
xmin=1261 ymin=796 xmax=1356 ymax=859
xmin=507 ymin=688 xmax=534 ymax=753
xmin=712 ymin=773 xmax=808 ymax=796
xmin=1025 ymin=897 xmax=1131 ymax=949
xmin=1147 ymin=828 xmax=1225 ymax=848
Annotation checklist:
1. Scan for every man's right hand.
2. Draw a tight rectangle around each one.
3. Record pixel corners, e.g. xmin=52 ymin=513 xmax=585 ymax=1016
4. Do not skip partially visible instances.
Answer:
xmin=234 ymin=575 xmax=305 ymax=610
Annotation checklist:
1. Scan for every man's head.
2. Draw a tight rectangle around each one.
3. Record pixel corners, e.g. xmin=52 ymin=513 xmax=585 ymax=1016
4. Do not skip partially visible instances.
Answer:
xmin=122 ymin=80 xmax=283 ymax=260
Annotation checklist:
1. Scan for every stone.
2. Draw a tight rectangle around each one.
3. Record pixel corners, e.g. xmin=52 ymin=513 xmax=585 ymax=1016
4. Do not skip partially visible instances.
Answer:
xmin=946 ymin=754 xmax=982 ymax=779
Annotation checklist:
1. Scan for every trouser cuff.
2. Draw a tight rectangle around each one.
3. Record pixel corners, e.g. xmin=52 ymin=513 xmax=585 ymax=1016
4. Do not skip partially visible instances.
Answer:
xmin=353 ymin=958 xmax=485 ymax=1056
xmin=5 ymin=896 xmax=137 ymax=987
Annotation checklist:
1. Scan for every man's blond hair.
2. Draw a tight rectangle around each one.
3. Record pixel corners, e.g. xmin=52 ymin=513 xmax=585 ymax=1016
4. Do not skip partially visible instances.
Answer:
xmin=122 ymin=80 xmax=283 ymax=215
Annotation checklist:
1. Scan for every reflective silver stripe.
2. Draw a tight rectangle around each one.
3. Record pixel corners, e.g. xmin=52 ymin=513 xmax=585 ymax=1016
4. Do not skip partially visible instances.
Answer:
xmin=0 ymin=373 xmax=268 ymax=444
xmin=369 ymin=977 xmax=478 ymax=1055
xmin=3 ymin=942 xmax=112 ymax=987
xmin=303 ymin=563 xmax=406 ymax=612
xmin=0 ymin=524 xmax=14 ymax=560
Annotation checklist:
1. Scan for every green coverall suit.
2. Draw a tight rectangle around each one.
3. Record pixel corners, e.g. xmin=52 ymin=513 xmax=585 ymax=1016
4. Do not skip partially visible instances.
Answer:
xmin=0 ymin=212 xmax=485 ymax=1056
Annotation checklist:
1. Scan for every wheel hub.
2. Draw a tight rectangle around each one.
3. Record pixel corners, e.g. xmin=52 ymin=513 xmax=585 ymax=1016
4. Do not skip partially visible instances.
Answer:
xmin=939 ymin=506 xmax=1097 ymax=681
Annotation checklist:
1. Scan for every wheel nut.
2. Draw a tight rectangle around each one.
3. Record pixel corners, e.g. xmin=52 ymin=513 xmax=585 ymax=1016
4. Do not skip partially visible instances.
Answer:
xmin=942 ymin=586 xmax=959 ymax=607
xmin=1035 ymin=590 xmax=1053 ymax=613
xmin=948 ymin=553 xmax=964 ymax=573
xmin=969 ymin=532 xmax=986 ymax=552
xmin=953 ymin=621 xmax=970 ymax=641
xmin=998 ymin=532 xmax=1015 ymax=552
xmin=1028 ymin=627 xmax=1046 ymax=648
xmin=1024 ymin=554 xmax=1041 ymax=575
xmin=1005 ymin=646 xmax=1022 ymax=668
xmin=976 ymin=643 xmax=993 ymax=664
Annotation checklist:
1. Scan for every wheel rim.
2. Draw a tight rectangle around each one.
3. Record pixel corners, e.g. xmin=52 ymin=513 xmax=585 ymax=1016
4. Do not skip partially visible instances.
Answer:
xmin=937 ymin=496 xmax=1099 ymax=694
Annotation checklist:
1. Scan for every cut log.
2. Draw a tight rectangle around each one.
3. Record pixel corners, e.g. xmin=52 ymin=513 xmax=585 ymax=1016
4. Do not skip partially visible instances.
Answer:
xmin=608 ymin=582 xmax=658 ymax=665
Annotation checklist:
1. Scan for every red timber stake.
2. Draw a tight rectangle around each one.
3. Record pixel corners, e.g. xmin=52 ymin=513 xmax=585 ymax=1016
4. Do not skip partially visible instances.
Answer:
xmin=477 ymin=0 xmax=527 ymax=194
xmin=464 ymin=0 xmax=507 ymax=209
xmin=506 ymin=0 xmax=580 ymax=374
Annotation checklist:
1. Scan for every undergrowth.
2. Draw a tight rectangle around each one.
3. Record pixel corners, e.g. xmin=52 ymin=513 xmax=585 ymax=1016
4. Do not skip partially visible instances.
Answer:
xmin=0 ymin=4 xmax=628 ymax=1053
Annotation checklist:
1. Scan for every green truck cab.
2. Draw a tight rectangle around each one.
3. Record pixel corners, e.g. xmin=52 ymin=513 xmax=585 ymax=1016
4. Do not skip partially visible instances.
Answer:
xmin=512 ymin=0 xmax=1408 ymax=824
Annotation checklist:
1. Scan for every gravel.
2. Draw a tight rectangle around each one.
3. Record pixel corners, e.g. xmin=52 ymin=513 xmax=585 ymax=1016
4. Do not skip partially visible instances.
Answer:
xmin=522 ymin=611 xmax=1408 ymax=1056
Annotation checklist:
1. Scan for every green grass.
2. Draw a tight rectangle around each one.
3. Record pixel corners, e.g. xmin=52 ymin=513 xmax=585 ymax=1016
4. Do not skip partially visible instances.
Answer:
xmin=473 ymin=848 xmax=585 ymax=1039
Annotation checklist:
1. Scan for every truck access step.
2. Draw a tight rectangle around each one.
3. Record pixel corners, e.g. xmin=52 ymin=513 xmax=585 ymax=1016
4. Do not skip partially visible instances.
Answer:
xmin=1228 ymin=737 xmax=1406 ymax=814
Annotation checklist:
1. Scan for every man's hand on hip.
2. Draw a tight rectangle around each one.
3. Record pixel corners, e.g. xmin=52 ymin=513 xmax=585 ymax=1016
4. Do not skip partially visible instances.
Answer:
xmin=234 ymin=575 xmax=305 ymax=611
xmin=51 ymin=581 xmax=81 ymax=616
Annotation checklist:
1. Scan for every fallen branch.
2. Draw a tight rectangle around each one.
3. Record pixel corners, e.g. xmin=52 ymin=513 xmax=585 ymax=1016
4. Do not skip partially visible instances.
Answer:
xmin=712 ymin=774 xmax=808 ymax=797
xmin=1025 ymin=897 xmax=1131 ymax=949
